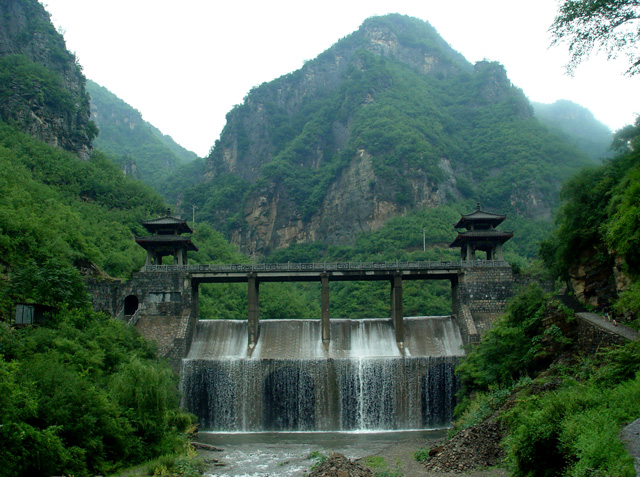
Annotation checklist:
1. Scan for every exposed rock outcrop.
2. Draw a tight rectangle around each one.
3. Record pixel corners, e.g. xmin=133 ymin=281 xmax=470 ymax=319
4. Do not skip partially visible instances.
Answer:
xmin=200 ymin=14 xmax=591 ymax=255
xmin=0 ymin=0 xmax=94 ymax=158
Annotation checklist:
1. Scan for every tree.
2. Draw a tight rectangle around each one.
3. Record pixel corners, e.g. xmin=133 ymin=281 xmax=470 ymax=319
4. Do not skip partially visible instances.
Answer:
xmin=550 ymin=0 xmax=640 ymax=76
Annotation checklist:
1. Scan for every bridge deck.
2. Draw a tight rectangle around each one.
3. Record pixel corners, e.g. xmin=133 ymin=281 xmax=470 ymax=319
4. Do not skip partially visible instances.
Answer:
xmin=143 ymin=260 xmax=509 ymax=283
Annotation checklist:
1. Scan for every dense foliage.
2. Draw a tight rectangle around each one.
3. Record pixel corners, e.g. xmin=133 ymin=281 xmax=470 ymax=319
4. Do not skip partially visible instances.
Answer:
xmin=0 ymin=309 xmax=194 ymax=475
xmin=0 ymin=0 xmax=95 ymax=155
xmin=455 ymin=285 xmax=572 ymax=395
xmin=540 ymin=116 xmax=640 ymax=316
xmin=455 ymin=285 xmax=640 ymax=476
xmin=0 ymin=121 xmax=166 ymax=319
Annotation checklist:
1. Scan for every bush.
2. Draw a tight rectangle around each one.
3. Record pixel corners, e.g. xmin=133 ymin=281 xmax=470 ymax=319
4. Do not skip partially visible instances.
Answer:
xmin=455 ymin=284 xmax=568 ymax=394
xmin=503 ymin=375 xmax=640 ymax=476
xmin=0 ymin=308 xmax=193 ymax=475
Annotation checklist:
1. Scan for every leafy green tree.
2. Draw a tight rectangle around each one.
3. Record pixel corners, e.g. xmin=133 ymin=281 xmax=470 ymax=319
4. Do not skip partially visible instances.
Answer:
xmin=455 ymin=285 xmax=570 ymax=393
xmin=0 ymin=309 xmax=194 ymax=475
xmin=10 ymin=258 xmax=89 ymax=308
xmin=551 ymin=0 xmax=640 ymax=75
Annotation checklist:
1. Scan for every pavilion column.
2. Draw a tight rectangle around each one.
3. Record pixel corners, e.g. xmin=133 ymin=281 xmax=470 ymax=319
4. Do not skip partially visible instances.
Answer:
xmin=390 ymin=272 xmax=405 ymax=351
xmin=321 ymin=272 xmax=330 ymax=346
xmin=495 ymin=243 xmax=504 ymax=260
xmin=248 ymin=273 xmax=260 ymax=352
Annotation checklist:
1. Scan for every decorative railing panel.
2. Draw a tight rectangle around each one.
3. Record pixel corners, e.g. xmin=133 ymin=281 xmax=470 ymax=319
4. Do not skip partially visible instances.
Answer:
xmin=142 ymin=260 xmax=509 ymax=274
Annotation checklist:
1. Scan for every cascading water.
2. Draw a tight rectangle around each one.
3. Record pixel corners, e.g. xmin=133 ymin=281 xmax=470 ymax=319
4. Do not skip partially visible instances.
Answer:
xmin=181 ymin=316 xmax=463 ymax=432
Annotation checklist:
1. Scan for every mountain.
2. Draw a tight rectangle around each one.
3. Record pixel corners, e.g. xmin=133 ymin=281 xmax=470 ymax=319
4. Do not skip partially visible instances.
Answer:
xmin=188 ymin=14 xmax=594 ymax=255
xmin=0 ymin=0 xmax=95 ymax=158
xmin=87 ymin=80 xmax=197 ymax=193
xmin=0 ymin=0 xmax=168 ymax=294
xmin=533 ymin=100 xmax=612 ymax=160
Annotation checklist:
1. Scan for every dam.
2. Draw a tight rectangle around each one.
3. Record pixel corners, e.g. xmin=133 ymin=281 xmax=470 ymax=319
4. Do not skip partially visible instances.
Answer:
xmin=181 ymin=316 xmax=463 ymax=432
xmin=88 ymin=205 xmax=515 ymax=432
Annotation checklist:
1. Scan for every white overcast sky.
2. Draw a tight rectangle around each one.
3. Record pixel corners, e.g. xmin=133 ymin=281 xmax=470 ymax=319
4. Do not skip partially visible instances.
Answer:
xmin=42 ymin=0 xmax=638 ymax=157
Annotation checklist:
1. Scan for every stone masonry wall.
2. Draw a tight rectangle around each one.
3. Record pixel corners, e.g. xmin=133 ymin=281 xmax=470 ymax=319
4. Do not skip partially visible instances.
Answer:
xmin=90 ymin=271 xmax=198 ymax=369
xmin=455 ymin=266 xmax=513 ymax=335
xmin=118 ymin=271 xmax=193 ymax=316
xmin=87 ymin=278 xmax=121 ymax=316
xmin=571 ymin=317 xmax=630 ymax=353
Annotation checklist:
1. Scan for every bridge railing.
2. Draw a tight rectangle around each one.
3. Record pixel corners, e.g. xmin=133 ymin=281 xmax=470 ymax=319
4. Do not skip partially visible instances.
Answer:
xmin=142 ymin=260 xmax=509 ymax=273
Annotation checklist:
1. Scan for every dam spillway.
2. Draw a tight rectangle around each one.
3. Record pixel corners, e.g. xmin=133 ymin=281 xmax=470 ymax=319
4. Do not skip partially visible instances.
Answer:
xmin=180 ymin=316 xmax=464 ymax=432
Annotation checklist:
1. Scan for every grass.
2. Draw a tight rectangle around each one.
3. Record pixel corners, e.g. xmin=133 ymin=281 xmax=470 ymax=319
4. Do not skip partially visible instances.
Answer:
xmin=362 ymin=455 xmax=404 ymax=476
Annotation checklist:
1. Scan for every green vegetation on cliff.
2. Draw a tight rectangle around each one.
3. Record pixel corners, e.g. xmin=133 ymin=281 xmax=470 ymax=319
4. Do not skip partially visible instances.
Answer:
xmin=454 ymin=285 xmax=640 ymax=476
xmin=0 ymin=121 xmax=165 ymax=318
xmin=87 ymin=80 xmax=197 ymax=193
xmin=533 ymin=100 xmax=612 ymax=160
xmin=0 ymin=0 xmax=95 ymax=156
xmin=540 ymin=116 xmax=640 ymax=316
xmin=188 ymin=14 xmax=594 ymax=254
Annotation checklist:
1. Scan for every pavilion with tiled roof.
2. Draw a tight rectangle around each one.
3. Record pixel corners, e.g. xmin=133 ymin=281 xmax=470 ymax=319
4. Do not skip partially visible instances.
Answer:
xmin=135 ymin=209 xmax=198 ymax=266
xmin=450 ymin=203 xmax=513 ymax=261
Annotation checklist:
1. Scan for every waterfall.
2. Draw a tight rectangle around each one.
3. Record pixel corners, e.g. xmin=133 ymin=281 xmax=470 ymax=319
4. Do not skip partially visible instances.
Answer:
xmin=181 ymin=317 xmax=463 ymax=432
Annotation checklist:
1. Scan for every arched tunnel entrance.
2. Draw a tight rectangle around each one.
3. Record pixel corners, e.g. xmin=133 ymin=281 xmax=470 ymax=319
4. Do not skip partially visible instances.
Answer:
xmin=124 ymin=294 xmax=139 ymax=315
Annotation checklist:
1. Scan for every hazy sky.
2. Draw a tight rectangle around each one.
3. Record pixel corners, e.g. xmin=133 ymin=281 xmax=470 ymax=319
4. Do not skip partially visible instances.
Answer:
xmin=42 ymin=0 xmax=638 ymax=157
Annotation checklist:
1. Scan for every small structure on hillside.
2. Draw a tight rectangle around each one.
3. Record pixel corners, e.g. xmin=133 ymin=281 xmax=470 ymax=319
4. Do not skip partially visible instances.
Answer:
xmin=15 ymin=303 xmax=55 ymax=325
xmin=135 ymin=209 xmax=198 ymax=266
xmin=450 ymin=203 xmax=513 ymax=261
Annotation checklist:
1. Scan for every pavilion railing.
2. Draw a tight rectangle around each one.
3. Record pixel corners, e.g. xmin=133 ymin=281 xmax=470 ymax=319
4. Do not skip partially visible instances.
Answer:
xmin=142 ymin=259 xmax=509 ymax=273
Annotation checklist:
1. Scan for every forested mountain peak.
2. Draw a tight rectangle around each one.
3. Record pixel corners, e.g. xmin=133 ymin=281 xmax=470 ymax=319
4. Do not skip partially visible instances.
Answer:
xmin=0 ymin=0 xmax=95 ymax=158
xmin=193 ymin=14 xmax=593 ymax=255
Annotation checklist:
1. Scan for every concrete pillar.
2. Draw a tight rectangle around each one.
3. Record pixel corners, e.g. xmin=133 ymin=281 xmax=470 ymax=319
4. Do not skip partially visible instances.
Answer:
xmin=321 ymin=272 xmax=330 ymax=345
xmin=248 ymin=273 xmax=260 ymax=351
xmin=391 ymin=272 xmax=404 ymax=351
xmin=495 ymin=243 xmax=504 ymax=260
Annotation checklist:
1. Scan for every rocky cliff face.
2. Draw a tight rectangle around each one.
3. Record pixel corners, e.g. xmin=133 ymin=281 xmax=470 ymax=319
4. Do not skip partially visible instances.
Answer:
xmin=200 ymin=14 xmax=591 ymax=255
xmin=569 ymin=246 xmax=633 ymax=309
xmin=0 ymin=0 xmax=94 ymax=158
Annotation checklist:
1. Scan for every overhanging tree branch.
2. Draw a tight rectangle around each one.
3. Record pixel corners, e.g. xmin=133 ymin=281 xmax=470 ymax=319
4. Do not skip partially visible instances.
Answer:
xmin=550 ymin=0 xmax=640 ymax=75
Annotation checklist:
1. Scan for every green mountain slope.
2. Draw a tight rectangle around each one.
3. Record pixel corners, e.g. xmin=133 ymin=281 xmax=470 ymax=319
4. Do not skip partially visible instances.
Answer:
xmin=533 ymin=99 xmax=612 ymax=160
xmin=187 ymin=14 xmax=595 ymax=255
xmin=541 ymin=117 xmax=640 ymax=313
xmin=0 ymin=0 xmax=95 ymax=158
xmin=87 ymin=80 xmax=197 ymax=193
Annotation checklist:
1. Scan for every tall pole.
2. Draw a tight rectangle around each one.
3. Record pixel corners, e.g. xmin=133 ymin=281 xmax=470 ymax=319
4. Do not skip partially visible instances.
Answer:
xmin=192 ymin=204 xmax=198 ymax=226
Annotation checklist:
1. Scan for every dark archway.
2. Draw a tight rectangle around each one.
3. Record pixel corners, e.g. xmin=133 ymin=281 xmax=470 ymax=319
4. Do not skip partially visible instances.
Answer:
xmin=124 ymin=295 xmax=139 ymax=315
xmin=263 ymin=366 xmax=315 ymax=431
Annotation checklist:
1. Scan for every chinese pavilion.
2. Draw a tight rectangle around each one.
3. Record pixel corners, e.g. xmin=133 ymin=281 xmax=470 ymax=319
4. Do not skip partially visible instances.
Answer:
xmin=450 ymin=203 xmax=513 ymax=261
xmin=135 ymin=210 xmax=198 ymax=266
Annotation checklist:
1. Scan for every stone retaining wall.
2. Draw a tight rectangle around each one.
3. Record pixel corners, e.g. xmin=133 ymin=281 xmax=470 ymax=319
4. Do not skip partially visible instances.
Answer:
xmin=455 ymin=266 xmax=513 ymax=335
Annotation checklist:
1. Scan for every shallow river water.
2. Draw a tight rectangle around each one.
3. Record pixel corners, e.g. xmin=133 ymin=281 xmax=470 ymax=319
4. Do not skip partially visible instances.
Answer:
xmin=196 ymin=429 xmax=448 ymax=476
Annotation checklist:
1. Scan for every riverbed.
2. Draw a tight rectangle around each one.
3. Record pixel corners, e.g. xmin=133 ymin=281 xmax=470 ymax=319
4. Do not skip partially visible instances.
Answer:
xmin=194 ymin=429 xmax=506 ymax=476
